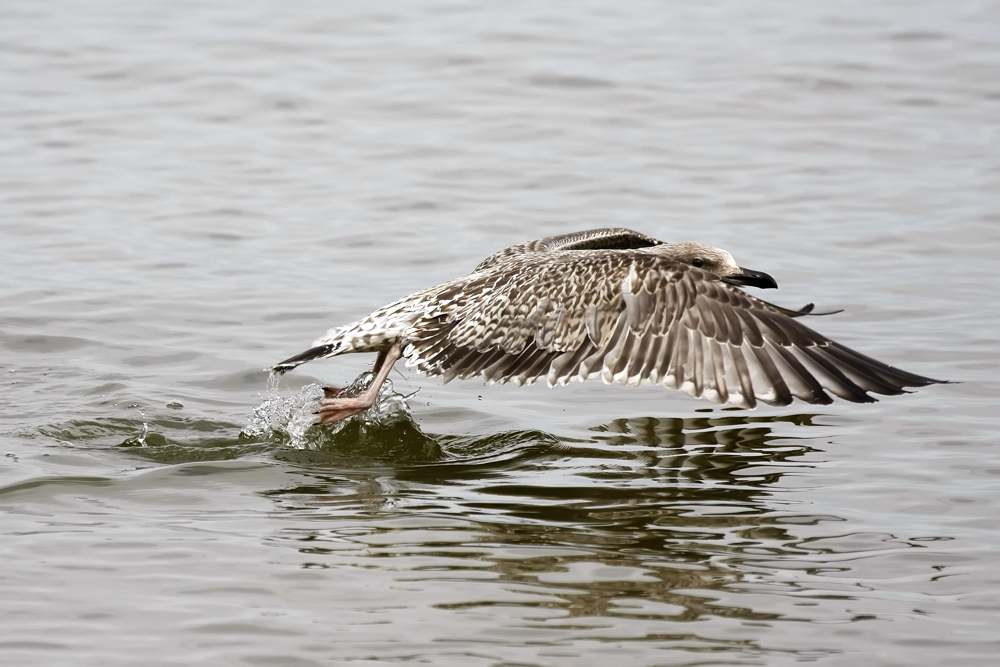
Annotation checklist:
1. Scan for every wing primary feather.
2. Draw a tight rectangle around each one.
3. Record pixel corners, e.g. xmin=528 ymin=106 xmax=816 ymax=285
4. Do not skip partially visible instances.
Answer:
xmin=734 ymin=308 xmax=764 ymax=347
xmin=752 ymin=310 xmax=794 ymax=346
xmin=465 ymin=347 xmax=510 ymax=382
xmin=708 ymin=339 xmax=729 ymax=404
xmin=729 ymin=344 xmax=757 ymax=409
xmin=746 ymin=344 xmax=793 ymax=406
xmin=581 ymin=315 xmax=626 ymax=379
xmin=655 ymin=326 xmax=681 ymax=386
xmin=669 ymin=326 xmax=691 ymax=391
xmin=442 ymin=346 xmax=506 ymax=383
xmin=705 ymin=298 xmax=728 ymax=343
xmin=627 ymin=333 xmax=657 ymax=385
xmin=719 ymin=301 xmax=746 ymax=346
xmin=812 ymin=344 xmax=906 ymax=395
xmin=484 ymin=348 xmax=530 ymax=384
xmin=515 ymin=345 xmax=556 ymax=385
xmin=547 ymin=344 xmax=587 ymax=386
xmin=825 ymin=342 xmax=940 ymax=388
xmin=769 ymin=343 xmax=834 ymax=404
xmin=639 ymin=335 xmax=667 ymax=384
xmin=690 ymin=333 xmax=705 ymax=397
xmin=790 ymin=346 xmax=873 ymax=402
xmin=604 ymin=328 xmax=637 ymax=383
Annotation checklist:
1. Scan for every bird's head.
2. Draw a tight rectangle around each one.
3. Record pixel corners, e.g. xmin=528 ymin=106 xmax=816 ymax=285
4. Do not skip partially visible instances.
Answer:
xmin=652 ymin=242 xmax=778 ymax=289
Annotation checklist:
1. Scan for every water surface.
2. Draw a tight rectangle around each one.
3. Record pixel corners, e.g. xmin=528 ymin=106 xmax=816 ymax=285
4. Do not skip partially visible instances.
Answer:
xmin=2 ymin=1 xmax=999 ymax=665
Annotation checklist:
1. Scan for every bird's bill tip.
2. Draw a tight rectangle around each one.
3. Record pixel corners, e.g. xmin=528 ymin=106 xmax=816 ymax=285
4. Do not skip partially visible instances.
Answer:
xmin=723 ymin=267 xmax=778 ymax=289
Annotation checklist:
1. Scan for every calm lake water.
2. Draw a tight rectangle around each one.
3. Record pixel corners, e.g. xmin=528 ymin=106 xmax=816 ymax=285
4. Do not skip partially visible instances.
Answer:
xmin=2 ymin=1 xmax=999 ymax=665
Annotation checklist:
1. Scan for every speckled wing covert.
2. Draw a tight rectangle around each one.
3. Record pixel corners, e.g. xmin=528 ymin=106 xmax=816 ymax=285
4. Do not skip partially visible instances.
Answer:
xmin=401 ymin=249 xmax=937 ymax=409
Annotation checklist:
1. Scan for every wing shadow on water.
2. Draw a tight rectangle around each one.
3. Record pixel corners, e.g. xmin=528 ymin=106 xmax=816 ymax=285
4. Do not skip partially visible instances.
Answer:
xmin=264 ymin=409 xmax=840 ymax=632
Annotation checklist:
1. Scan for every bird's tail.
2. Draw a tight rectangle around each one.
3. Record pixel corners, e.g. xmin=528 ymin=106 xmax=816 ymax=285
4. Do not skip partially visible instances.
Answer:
xmin=269 ymin=341 xmax=344 ymax=374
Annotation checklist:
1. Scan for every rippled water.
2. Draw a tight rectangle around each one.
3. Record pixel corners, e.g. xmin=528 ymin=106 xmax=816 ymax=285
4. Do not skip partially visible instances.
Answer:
xmin=2 ymin=1 xmax=999 ymax=665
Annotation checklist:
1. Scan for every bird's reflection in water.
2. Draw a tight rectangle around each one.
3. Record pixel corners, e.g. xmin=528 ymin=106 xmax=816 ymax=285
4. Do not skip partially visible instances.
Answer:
xmin=266 ymin=409 xmax=837 ymax=631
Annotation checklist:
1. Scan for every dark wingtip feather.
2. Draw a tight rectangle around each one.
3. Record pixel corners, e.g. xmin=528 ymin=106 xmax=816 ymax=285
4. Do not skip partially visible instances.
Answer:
xmin=270 ymin=343 xmax=339 ymax=374
xmin=826 ymin=341 xmax=946 ymax=391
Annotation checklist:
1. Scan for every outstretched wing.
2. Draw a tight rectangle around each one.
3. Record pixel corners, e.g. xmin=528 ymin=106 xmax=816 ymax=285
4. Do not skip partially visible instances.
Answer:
xmin=403 ymin=251 xmax=938 ymax=408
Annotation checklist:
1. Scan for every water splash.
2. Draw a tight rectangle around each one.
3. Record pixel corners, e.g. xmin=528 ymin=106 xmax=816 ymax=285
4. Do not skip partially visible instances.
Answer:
xmin=242 ymin=373 xmax=322 ymax=447
xmin=138 ymin=413 xmax=148 ymax=447
xmin=127 ymin=403 xmax=149 ymax=447
xmin=243 ymin=371 xmax=415 ymax=448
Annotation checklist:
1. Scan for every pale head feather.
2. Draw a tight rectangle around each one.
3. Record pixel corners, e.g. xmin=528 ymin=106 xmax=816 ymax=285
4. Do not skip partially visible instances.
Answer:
xmin=650 ymin=242 xmax=743 ymax=277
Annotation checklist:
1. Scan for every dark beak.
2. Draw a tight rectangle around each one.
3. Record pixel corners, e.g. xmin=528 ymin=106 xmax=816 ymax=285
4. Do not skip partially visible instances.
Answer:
xmin=722 ymin=267 xmax=778 ymax=290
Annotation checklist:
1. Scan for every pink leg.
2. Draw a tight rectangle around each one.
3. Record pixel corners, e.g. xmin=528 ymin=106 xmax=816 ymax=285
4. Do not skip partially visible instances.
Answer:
xmin=316 ymin=344 xmax=402 ymax=424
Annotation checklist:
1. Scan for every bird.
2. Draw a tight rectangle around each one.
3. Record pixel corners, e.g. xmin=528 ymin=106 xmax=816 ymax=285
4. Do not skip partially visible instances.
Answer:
xmin=271 ymin=228 xmax=941 ymax=424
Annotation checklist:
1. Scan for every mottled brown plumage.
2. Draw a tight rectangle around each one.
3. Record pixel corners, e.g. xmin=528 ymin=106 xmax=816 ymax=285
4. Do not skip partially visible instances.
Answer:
xmin=272 ymin=228 xmax=941 ymax=422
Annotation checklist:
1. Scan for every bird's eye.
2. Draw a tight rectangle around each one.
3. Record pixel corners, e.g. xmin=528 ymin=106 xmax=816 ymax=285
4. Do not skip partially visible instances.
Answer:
xmin=692 ymin=258 xmax=705 ymax=268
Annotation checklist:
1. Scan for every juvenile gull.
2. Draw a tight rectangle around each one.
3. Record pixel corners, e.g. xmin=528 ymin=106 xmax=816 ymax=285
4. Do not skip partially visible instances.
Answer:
xmin=272 ymin=228 xmax=941 ymax=423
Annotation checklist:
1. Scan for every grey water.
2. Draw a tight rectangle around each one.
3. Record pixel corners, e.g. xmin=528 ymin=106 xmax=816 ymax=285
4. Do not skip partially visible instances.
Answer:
xmin=2 ymin=1 xmax=1000 ymax=665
